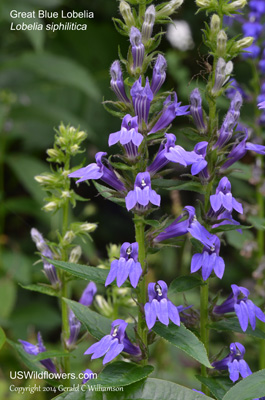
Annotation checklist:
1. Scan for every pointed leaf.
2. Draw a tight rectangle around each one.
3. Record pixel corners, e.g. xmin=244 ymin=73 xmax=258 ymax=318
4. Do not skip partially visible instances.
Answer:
xmin=19 ymin=284 xmax=59 ymax=297
xmin=210 ymin=318 xmax=265 ymax=339
xmin=169 ymin=275 xmax=205 ymax=295
xmin=196 ymin=376 xmax=233 ymax=400
xmin=152 ymin=322 xmax=212 ymax=368
xmin=223 ymin=369 xmax=265 ymax=400
xmin=0 ymin=327 xmax=6 ymax=351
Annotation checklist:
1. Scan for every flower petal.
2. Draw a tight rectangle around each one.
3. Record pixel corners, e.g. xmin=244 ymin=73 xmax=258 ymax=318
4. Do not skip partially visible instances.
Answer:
xmin=105 ymin=260 xmax=119 ymax=286
xmin=168 ymin=301 xmax=180 ymax=326
xmin=116 ymin=258 xmax=130 ymax=287
xmin=129 ymin=261 xmax=142 ymax=288
xmin=103 ymin=339 xmax=124 ymax=364
xmin=144 ymin=302 xmax=156 ymax=330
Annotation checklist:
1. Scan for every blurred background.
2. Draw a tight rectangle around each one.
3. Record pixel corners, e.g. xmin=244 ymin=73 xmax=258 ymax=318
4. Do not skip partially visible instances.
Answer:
xmin=0 ymin=0 xmax=261 ymax=398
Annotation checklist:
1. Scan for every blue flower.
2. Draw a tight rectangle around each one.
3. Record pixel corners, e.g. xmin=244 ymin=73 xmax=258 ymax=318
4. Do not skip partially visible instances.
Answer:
xmin=214 ymin=284 xmax=265 ymax=331
xmin=147 ymin=133 xmax=176 ymax=176
xmin=212 ymin=342 xmax=252 ymax=383
xmin=151 ymin=54 xmax=167 ymax=95
xmin=19 ymin=332 xmax=57 ymax=373
xmin=82 ymin=369 xmax=94 ymax=384
xmin=190 ymin=88 xmax=207 ymax=133
xmin=188 ymin=221 xmax=225 ymax=280
xmin=211 ymin=210 xmax=242 ymax=233
xmin=108 ymin=114 xmax=143 ymax=159
xmin=69 ymin=152 xmax=125 ymax=191
xmin=148 ymin=93 xmax=189 ymax=134
xmin=125 ymin=172 xmax=160 ymax=211
xmin=130 ymin=77 xmax=153 ymax=126
xmin=210 ymin=177 xmax=243 ymax=215
xmin=154 ymin=206 xmax=195 ymax=242
xmin=165 ymin=141 xmax=208 ymax=176
xmin=130 ymin=27 xmax=145 ymax=70
xmin=67 ymin=282 xmax=97 ymax=347
xmin=110 ymin=60 xmax=130 ymax=103
xmin=84 ymin=319 xmax=140 ymax=364
xmin=30 ymin=228 xmax=61 ymax=287
xmin=144 ymin=280 xmax=180 ymax=329
xmin=105 ymin=242 xmax=142 ymax=288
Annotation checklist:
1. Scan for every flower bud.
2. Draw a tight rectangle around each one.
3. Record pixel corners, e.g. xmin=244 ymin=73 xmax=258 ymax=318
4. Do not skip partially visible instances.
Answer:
xmin=234 ymin=36 xmax=254 ymax=50
xmin=70 ymin=144 xmax=79 ymax=154
xmin=58 ymin=136 xmax=66 ymax=145
xmin=63 ymin=230 xmax=76 ymax=245
xmin=107 ymin=244 xmax=120 ymax=261
xmin=196 ymin=0 xmax=212 ymax=8
xmin=43 ymin=201 xmax=57 ymax=212
xmin=217 ymin=30 xmax=227 ymax=57
xmin=34 ymin=174 xmax=54 ymax=184
xmin=75 ymin=130 xmax=87 ymax=141
xmin=210 ymin=14 xmax=220 ymax=35
xmin=47 ymin=149 xmax=60 ymax=159
xmin=130 ymin=27 xmax=145 ymax=70
xmin=119 ymin=1 xmax=135 ymax=27
xmin=80 ymin=223 xmax=97 ymax=233
xmin=110 ymin=60 xmax=130 ymax=103
xmin=69 ymin=246 xmax=82 ymax=263
xmin=156 ymin=0 xmax=183 ymax=18
xmin=142 ymin=5 xmax=155 ymax=43
xmin=69 ymin=126 xmax=76 ymax=134
xmin=212 ymin=58 xmax=233 ymax=94
xmin=94 ymin=295 xmax=113 ymax=317
xmin=226 ymin=0 xmax=247 ymax=12
xmin=61 ymin=190 xmax=71 ymax=198
xmin=190 ymin=88 xmax=207 ymax=133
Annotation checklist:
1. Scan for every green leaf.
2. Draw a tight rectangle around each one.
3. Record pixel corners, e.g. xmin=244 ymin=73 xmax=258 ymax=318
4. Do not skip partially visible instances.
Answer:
xmin=209 ymin=318 xmax=265 ymax=339
xmin=19 ymin=284 xmax=59 ymax=297
xmin=196 ymin=376 xmax=233 ymax=400
xmin=169 ymin=275 xmax=205 ymax=295
xmin=49 ymin=259 xmax=109 ymax=285
xmin=64 ymin=299 xmax=135 ymax=341
xmin=6 ymin=52 xmax=100 ymax=100
xmin=32 ymin=350 xmax=72 ymax=362
xmin=211 ymin=224 xmax=250 ymax=233
xmin=152 ymin=179 xmax=206 ymax=194
xmin=93 ymin=181 xmax=126 ymax=206
xmin=0 ymin=327 xmax=6 ymax=351
xmin=53 ymin=378 xmax=214 ymax=400
xmin=0 ymin=278 xmax=16 ymax=319
xmin=247 ymin=215 xmax=265 ymax=230
xmin=6 ymin=155 xmax=47 ymax=205
xmin=223 ymin=369 xmax=265 ymax=400
xmin=88 ymin=361 xmax=154 ymax=388
xmin=152 ymin=322 xmax=212 ymax=368
xmin=144 ymin=219 xmax=161 ymax=228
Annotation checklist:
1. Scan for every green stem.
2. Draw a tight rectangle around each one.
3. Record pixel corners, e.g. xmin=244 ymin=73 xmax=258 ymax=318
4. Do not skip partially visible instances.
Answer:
xmin=200 ymin=282 xmax=209 ymax=394
xmin=134 ymin=215 xmax=148 ymax=365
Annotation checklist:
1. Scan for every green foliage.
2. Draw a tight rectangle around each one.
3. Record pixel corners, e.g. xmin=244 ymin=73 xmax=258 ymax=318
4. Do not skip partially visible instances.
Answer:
xmin=196 ymin=376 xmax=233 ymax=400
xmin=223 ymin=369 xmax=265 ymax=400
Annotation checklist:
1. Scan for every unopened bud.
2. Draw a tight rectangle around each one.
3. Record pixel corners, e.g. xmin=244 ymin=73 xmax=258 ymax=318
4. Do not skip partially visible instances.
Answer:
xmin=63 ymin=230 xmax=76 ymax=244
xmin=227 ymin=0 xmax=247 ymax=12
xmin=70 ymin=144 xmax=79 ymax=154
xmin=95 ymin=295 xmax=113 ymax=317
xmin=212 ymin=58 xmax=233 ymax=94
xmin=69 ymin=245 xmax=82 ymax=264
xmin=217 ymin=30 xmax=227 ymax=57
xmin=80 ymin=223 xmax=97 ymax=233
xmin=119 ymin=1 xmax=135 ymax=27
xmin=107 ymin=244 xmax=120 ymax=261
xmin=235 ymin=36 xmax=254 ymax=50
xmin=69 ymin=126 xmax=76 ymax=133
xmin=61 ymin=190 xmax=71 ymax=198
xmin=43 ymin=201 xmax=57 ymax=212
xmin=142 ymin=5 xmax=155 ymax=43
xmin=59 ymin=124 xmax=66 ymax=135
xmin=210 ymin=14 xmax=220 ymax=34
xmin=35 ymin=174 xmax=53 ymax=184
xmin=156 ymin=0 xmax=183 ymax=18
xmin=76 ymin=130 xmax=87 ymax=141
xmin=58 ymin=136 xmax=66 ymax=145
xmin=47 ymin=148 xmax=60 ymax=159
xmin=196 ymin=0 xmax=212 ymax=8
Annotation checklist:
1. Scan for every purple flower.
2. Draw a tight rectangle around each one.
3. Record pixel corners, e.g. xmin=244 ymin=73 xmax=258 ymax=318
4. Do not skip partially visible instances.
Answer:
xmin=192 ymin=389 xmax=205 ymax=395
xmin=108 ymin=114 xmax=143 ymax=159
xmin=210 ymin=177 xmax=243 ymax=215
xmin=130 ymin=77 xmax=153 ymax=126
xmin=68 ymin=152 xmax=125 ymax=192
xmin=212 ymin=342 xmax=252 ymax=383
xmin=130 ymin=27 xmax=145 ymax=70
xmin=214 ymin=92 xmax=243 ymax=150
xmin=105 ymin=242 xmax=142 ymax=288
xmin=242 ymin=44 xmax=260 ymax=59
xmin=188 ymin=221 xmax=225 ymax=281
xmin=242 ymin=21 xmax=263 ymax=40
xmin=147 ymin=133 xmax=176 ymax=175
xmin=141 ymin=5 xmax=155 ymax=43
xmin=148 ymin=93 xmax=189 ymax=134
xmin=144 ymin=280 xmax=180 ymax=329
xmin=84 ymin=319 xmax=140 ymax=364
xmin=30 ymin=228 xmax=60 ymax=287
xmin=191 ymin=142 xmax=208 ymax=175
xmin=226 ymin=79 xmax=250 ymax=101
xmin=67 ymin=282 xmax=97 ymax=347
xmin=151 ymin=54 xmax=167 ymax=95
xmin=212 ymin=58 xmax=233 ymax=94
xmin=125 ymin=172 xmax=160 ymax=211
xmin=214 ymin=284 xmax=265 ymax=331
xmin=154 ymin=206 xmax=195 ymax=242
xmin=258 ymin=100 xmax=265 ymax=109
xmin=190 ymin=88 xmax=207 ymax=133
xmin=19 ymin=332 xmax=57 ymax=373
xmin=221 ymin=130 xmax=265 ymax=171
xmin=82 ymin=369 xmax=94 ymax=384
xmin=165 ymin=141 xmax=208 ymax=176
xmin=249 ymin=0 xmax=265 ymax=14
xmin=212 ymin=210 xmax=242 ymax=233
xmin=110 ymin=61 xmax=130 ymax=103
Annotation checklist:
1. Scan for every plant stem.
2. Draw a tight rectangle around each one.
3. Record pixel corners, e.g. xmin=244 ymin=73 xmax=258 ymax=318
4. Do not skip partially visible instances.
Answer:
xmin=134 ymin=214 xmax=148 ymax=365
xmin=200 ymin=282 xmax=209 ymax=395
